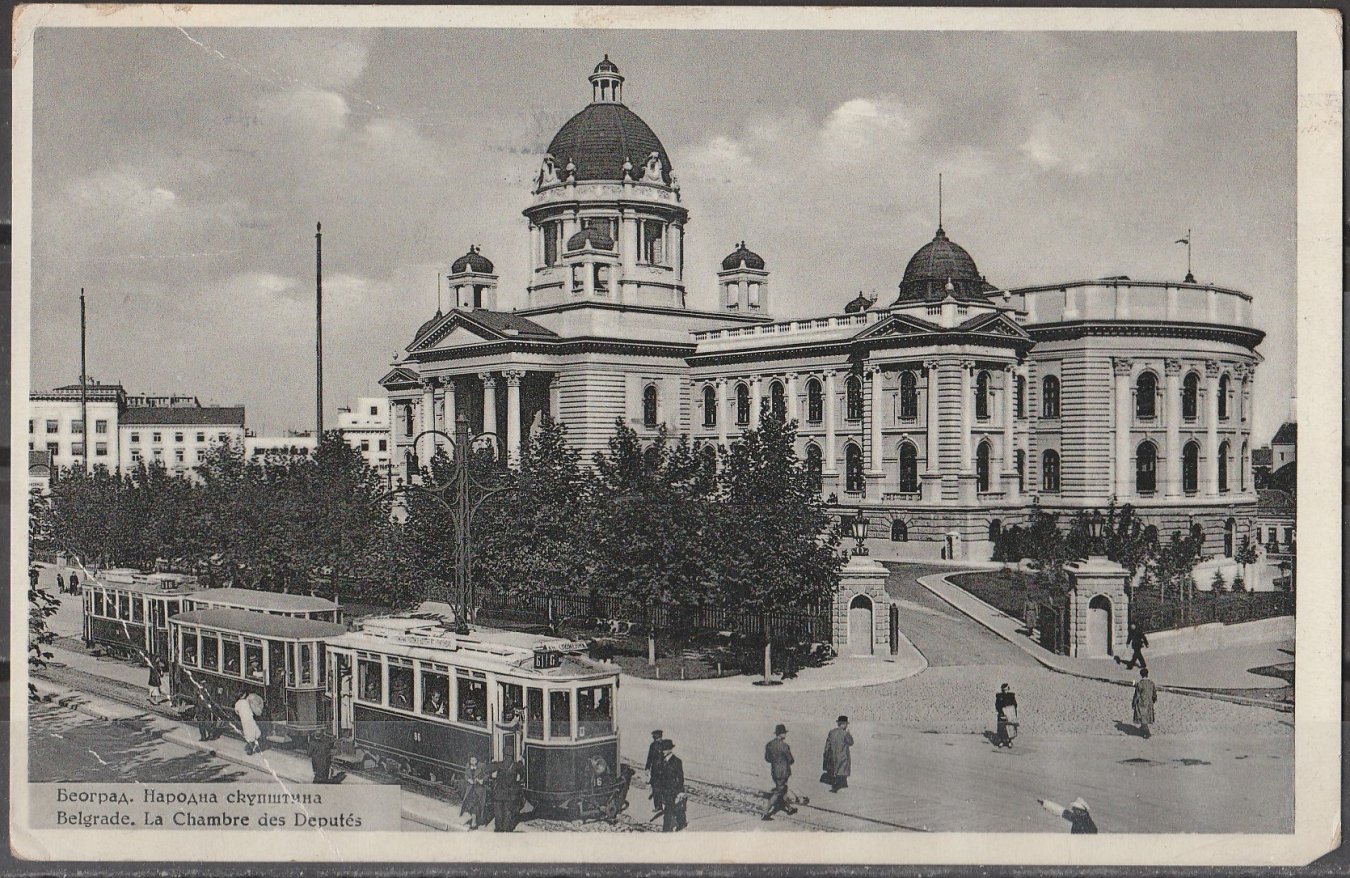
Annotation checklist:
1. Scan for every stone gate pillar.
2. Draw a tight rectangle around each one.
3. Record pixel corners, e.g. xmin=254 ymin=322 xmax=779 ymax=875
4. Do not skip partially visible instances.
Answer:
xmin=833 ymin=554 xmax=895 ymax=656
xmin=1063 ymin=556 xmax=1130 ymax=658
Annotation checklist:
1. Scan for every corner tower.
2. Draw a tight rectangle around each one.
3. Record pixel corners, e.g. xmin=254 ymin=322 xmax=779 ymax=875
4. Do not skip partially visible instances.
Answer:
xmin=524 ymin=57 xmax=688 ymax=309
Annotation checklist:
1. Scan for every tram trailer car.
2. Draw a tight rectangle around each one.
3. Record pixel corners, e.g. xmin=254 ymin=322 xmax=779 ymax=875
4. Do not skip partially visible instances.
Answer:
xmin=326 ymin=617 xmax=623 ymax=816
xmin=82 ymin=571 xmax=203 ymax=662
xmin=182 ymin=588 xmax=341 ymax=623
xmin=168 ymin=608 xmax=347 ymax=736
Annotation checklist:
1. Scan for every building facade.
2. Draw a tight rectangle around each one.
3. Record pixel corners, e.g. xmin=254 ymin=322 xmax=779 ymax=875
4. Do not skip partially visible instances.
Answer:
xmin=244 ymin=432 xmax=318 ymax=459
xmin=382 ymin=59 xmax=1266 ymax=561
xmin=119 ymin=404 xmax=246 ymax=475
xmin=336 ymin=396 xmax=394 ymax=482
xmin=29 ymin=382 xmax=126 ymax=470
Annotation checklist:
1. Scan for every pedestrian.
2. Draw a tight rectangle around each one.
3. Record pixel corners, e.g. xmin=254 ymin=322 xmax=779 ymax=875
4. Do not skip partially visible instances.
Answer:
xmin=147 ymin=662 xmax=164 ymax=705
xmin=308 ymin=731 xmax=346 ymax=785
xmin=28 ymin=565 xmax=39 ymax=591
xmin=1039 ymin=796 xmax=1098 ymax=833
xmin=1132 ymin=667 xmax=1157 ymax=738
xmin=69 ymin=572 xmax=79 ymax=595
xmin=761 ymin=723 xmax=797 ymax=820
xmin=1116 ymin=623 xmax=1149 ymax=670
xmin=821 ymin=715 xmax=854 ymax=792
xmin=994 ymin=683 xmax=1019 ymax=748
xmin=491 ymin=759 xmax=525 ymax=832
xmin=55 ymin=573 xmax=65 ymax=595
xmin=235 ymin=693 xmax=263 ymax=755
xmin=658 ymin=739 xmax=686 ymax=832
xmin=193 ymin=687 xmax=219 ymax=741
xmin=460 ymin=756 xmax=488 ymax=828
xmin=645 ymin=729 xmax=665 ymax=817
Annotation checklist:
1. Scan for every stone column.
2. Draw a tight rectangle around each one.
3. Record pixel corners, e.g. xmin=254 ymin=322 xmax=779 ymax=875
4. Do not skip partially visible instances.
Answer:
xmin=786 ymin=373 xmax=800 ymax=425
xmin=824 ymin=370 xmax=839 ymax=474
xmin=548 ymin=373 xmax=561 ymax=422
xmin=504 ymin=370 xmax=523 ymax=467
xmin=1113 ymin=357 xmax=1133 ymax=499
xmin=480 ymin=372 xmax=498 ymax=441
xmin=1205 ymin=360 xmax=1221 ymax=495
xmin=867 ymin=365 xmax=884 ymax=474
xmin=716 ymin=378 xmax=729 ymax=447
xmin=749 ymin=376 xmax=762 ymax=426
xmin=581 ymin=258 xmax=595 ymax=298
xmin=1164 ymin=359 xmax=1182 ymax=497
xmin=443 ymin=378 xmax=457 ymax=437
xmin=924 ymin=360 xmax=940 ymax=476
xmin=620 ymin=210 xmax=637 ymax=278
xmin=418 ymin=378 xmax=437 ymax=467
xmin=671 ymin=223 xmax=684 ymax=285
xmin=1003 ymin=365 xmax=1018 ymax=500
xmin=959 ymin=360 xmax=974 ymax=473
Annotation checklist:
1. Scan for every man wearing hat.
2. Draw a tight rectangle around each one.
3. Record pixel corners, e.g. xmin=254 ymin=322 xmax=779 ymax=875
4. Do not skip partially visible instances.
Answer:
xmin=822 ymin=716 xmax=854 ymax=793
xmin=657 ymin=739 xmax=686 ymax=832
xmin=761 ymin=724 xmax=797 ymax=820
xmin=1039 ymin=796 xmax=1098 ymax=833
xmin=644 ymin=729 xmax=666 ymax=816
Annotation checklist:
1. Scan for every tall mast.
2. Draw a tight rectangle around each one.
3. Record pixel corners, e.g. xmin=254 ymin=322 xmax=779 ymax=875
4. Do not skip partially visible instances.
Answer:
xmin=315 ymin=222 xmax=324 ymax=440
xmin=79 ymin=289 xmax=88 ymax=473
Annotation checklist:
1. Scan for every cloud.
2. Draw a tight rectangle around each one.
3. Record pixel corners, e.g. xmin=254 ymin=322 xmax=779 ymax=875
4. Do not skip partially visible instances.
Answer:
xmin=68 ymin=169 xmax=178 ymax=220
xmin=257 ymin=86 xmax=351 ymax=133
xmin=817 ymin=97 xmax=923 ymax=163
xmin=1020 ymin=111 xmax=1097 ymax=173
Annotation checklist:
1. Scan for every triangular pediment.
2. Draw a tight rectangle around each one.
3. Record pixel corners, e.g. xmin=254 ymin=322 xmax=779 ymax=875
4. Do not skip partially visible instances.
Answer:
xmin=959 ymin=311 xmax=1032 ymax=339
xmin=379 ymin=366 xmax=419 ymax=388
xmin=408 ymin=312 xmax=506 ymax=352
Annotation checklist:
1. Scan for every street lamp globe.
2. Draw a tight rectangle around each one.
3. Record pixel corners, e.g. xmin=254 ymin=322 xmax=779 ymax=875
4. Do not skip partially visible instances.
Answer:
xmin=850 ymin=509 xmax=869 ymax=557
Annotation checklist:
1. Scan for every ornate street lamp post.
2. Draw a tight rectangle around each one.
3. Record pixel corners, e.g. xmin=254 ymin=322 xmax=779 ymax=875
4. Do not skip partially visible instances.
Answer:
xmin=1086 ymin=509 xmax=1106 ymax=557
xmin=849 ymin=508 xmax=869 ymax=557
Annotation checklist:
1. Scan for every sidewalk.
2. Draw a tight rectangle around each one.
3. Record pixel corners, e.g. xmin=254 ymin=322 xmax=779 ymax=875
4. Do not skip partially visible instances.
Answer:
xmin=918 ymin=572 xmax=1292 ymax=697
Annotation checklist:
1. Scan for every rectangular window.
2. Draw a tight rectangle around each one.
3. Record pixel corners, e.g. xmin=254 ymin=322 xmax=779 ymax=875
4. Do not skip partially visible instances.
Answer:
xmin=152 ymin=432 xmax=162 ymax=443
xmin=500 ymin=682 xmax=524 ymax=726
xmin=389 ymin=659 xmax=414 ymax=710
xmin=130 ymin=432 xmax=140 ymax=443
xmin=576 ymin=685 xmax=613 ymax=738
xmin=218 ymin=433 xmax=228 ymax=443
xmin=95 ymin=442 xmax=108 ymax=457
xmin=361 ymin=440 xmax=370 ymax=452
xmin=182 ymin=630 xmax=198 ymax=666
xmin=196 ymin=432 xmax=206 ymax=442
xmin=174 ymin=432 xmax=184 ymax=443
xmin=1283 ymin=528 xmax=1293 ymax=546
xmin=130 ymin=451 xmax=142 ymax=463
xmin=245 ymin=640 xmax=264 ymax=682
xmin=71 ymin=420 xmax=84 ymax=434
xmin=378 ymin=439 xmax=387 ymax=451
xmin=95 ymin=419 xmax=107 ymax=434
xmin=45 ymin=420 xmax=58 ymax=434
xmin=526 ymin=688 xmax=545 ymax=740
xmin=457 ymin=675 xmax=487 ymax=727
xmin=221 ymin=634 xmax=242 ymax=676
xmin=93 ymin=589 xmax=105 ymax=617
xmin=549 ymin=689 xmax=572 ymax=739
xmin=71 ymin=443 xmax=85 ymax=457
xmin=131 ymin=595 xmax=144 ymax=624
xmin=118 ymin=593 xmax=130 ymax=620
xmin=298 ymin=642 xmax=313 ymax=685
xmin=542 ymin=221 xmax=560 ymax=267
xmin=201 ymin=631 xmax=220 ymax=671
xmin=641 ymin=220 xmax=665 ymax=264
xmin=175 ymin=449 xmax=185 ymax=463
xmin=358 ymin=657 xmax=383 ymax=703
xmin=421 ymin=665 xmax=450 ymax=717
xmin=47 ymin=442 xmax=60 ymax=459
xmin=27 ymin=419 xmax=33 ymax=434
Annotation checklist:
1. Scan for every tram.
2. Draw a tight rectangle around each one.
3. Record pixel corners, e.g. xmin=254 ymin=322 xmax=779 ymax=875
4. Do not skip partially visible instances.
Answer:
xmin=182 ymin=588 xmax=341 ymax=623
xmin=168 ymin=608 xmax=346 ymax=736
xmin=81 ymin=571 xmax=203 ymax=662
xmin=326 ymin=615 xmax=628 ymax=818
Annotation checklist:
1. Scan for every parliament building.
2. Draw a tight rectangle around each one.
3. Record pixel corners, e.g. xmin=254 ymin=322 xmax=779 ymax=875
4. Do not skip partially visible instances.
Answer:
xmin=381 ymin=58 xmax=1264 ymax=561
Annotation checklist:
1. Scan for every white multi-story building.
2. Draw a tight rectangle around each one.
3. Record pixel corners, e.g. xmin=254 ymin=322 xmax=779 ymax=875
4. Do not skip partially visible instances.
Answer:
xmin=28 ymin=381 xmax=126 ymax=470
xmin=336 ymin=396 xmax=394 ymax=480
xmin=244 ymin=431 xmax=318 ymax=459
xmin=119 ymin=404 xmax=246 ymax=475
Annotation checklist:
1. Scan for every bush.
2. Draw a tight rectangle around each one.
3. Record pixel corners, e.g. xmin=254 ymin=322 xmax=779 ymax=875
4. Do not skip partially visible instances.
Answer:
xmin=1210 ymin=568 xmax=1227 ymax=593
xmin=1231 ymin=574 xmax=1246 ymax=592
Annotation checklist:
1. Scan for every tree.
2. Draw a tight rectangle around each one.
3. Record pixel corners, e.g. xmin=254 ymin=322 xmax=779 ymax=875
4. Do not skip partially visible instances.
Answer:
xmin=1231 ymin=573 xmax=1247 ymax=592
xmin=1234 ymin=534 xmax=1260 ymax=589
xmin=28 ymin=491 xmax=58 ymax=700
xmin=1210 ymin=568 xmax=1227 ymax=594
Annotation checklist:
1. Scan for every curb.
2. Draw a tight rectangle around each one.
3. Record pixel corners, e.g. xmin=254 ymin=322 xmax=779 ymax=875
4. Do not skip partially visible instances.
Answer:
xmin=916 ymin=573 xmax=1292 ymax=713
xmin=621 ymin=645 xmax=928 ymax=694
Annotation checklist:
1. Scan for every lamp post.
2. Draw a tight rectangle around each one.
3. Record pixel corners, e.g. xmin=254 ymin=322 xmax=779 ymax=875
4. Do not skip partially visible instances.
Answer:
xmin=1086 ymin=509 xmax=1106 ymax=557
xmin=849 ymin=508 xmax=869 ymax=557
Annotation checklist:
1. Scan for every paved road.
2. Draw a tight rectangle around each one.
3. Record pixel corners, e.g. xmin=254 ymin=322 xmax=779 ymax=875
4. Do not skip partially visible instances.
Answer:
xmin=882 ymin=563 xmax=1039 ymax=667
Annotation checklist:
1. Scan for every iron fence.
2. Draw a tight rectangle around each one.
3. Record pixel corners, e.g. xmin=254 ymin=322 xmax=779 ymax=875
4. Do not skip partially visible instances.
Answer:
xmin=1129 ymin=589 xmax=1294 ymax=634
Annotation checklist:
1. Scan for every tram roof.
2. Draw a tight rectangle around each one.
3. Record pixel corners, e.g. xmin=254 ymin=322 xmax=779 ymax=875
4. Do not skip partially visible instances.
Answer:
xmin=170 ymin=608 xmax=347 ymax=641
xmin=191 ymin=588 xmax=339 ymax=613
xmin=88 ymin=572 xmax=202 ymax=595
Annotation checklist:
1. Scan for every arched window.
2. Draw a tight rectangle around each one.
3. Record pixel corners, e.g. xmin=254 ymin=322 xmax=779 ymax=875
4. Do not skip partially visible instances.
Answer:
xmin=642 ymin=444 xmax=660 ymax=470
xmin=1218 ymin=440 xmax=1229 ymax=492
xmin=1042 ymin=376 xmax=1060 ymax=419
xmin=403 ymin=404 xmax=415 ymax=437
xmin=806 ymin=378 xmax=823 ymax=424
xmin=1240 ymin=441 xmax=1248 ymax=491
xmin=845 ymin=375 xmax=863 ymax=421
xmin=975 ymin=371 xmax=991 ymax=420
xmin=897 ymin=442 xmax=919 ymax=493
xmin=1182 ymin=372 xmax=1200 ymax=420
xmin=976 ymin=441 xmax=992 ymax=492
xmin=891 ymin=519 xmax=909 ymax=542
xmin=988 ymin=519 xmax=1003 ymax=543
xmin=1183 ymin=441 xmax=1200 ymax=493
xmin=899 ymin=372 xmax=918 ymax=420
xmin=735 ymin=383 xmax=750 ymax=426
xmin=804 ymin=443 xmax=823 ymax=492
xmin=699 ymin=442 xmax=718 ymax=473
xmin=1016 ymin=375 xmax=1026 ymax=418
xmin=1041 ymin=450 xmax=1061 ymax=492
xmin=642 ymin=384 xmax=659 ymax=428
xmin=1136 ymin=372 xmax=1157 ymax=419
xmin=799 ymin=440 xmax=820 ymax=488
xmin=1015 ymin=449 xmax=1025 ymax=492
xmin=1224 ymin=517 xmax=1236 ymax=558
xmin=1218 ymin=374 xmax=1230 ymax=419
xmin=769 ymin=380 xmax=786 ymax=421
xmin=845 ymin=443 xmax=864 ymax=493
xmin=702 ymin=385 xmax=717 ymax=428
xmin=1136 ymin=441 xmax=1157 ymax=494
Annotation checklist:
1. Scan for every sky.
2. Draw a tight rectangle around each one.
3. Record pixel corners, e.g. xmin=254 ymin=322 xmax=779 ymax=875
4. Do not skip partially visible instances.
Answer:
xmin=29 ymin=26 xmax=1297 ymax=439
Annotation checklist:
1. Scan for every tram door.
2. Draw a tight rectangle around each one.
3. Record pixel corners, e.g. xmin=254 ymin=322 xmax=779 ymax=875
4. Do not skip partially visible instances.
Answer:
xmin=333 ymin=653 xmax=353 ymax=739
xmin=494 ymin=682 xmax=524 ymax=764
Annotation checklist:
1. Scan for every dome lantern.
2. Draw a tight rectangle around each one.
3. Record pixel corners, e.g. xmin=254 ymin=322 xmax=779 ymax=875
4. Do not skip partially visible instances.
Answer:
xmin=589 ymin=55 xmax=624 ymax=104
xmin=718 ymin=241 xmax=770 ymax=315
xmin=447 ymin=244 xmax=498 ymax=311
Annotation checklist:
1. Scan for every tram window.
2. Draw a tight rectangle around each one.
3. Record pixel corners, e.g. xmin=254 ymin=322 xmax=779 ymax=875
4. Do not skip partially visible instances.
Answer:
xmin=244 ymin=640 xmax=264 ymax=681
xmin=298 ymin=643 xmax=314 ymax=686
xmin=131 ymin=597 xmax=144 ymax=624
xmin=118 ymin=593 xmax=130 ymax=620
xmin=549 ymin=690 xmax=572 ymax=739
xmin=421 ymin=669 xmax=449 ymax=717
xmin=201 ymin=632 xmax=220 ymax=671
xmin=458 ymin=677 xmax=487 ymax=726
xmin=166 ymin=601 xmax=180 ymax=617
xmin=499 ymin=682 xmax=524 ymax=726
xmin=577 ymin=685 xmax=613 ymax=738
xmin=389 ymin=661 xmax=414 ymax=710
xmin=526 ymin=688 xmax=544 ymax=740
xmin=93 ymin=590 xmax=105 ymax=617
xmin=222 ymin=635 xmax=241 ymax=676
xmin=182 ymin=631 xmax=198 ymax=666
xmin=358 ymin=658 xmax=382 ymax=703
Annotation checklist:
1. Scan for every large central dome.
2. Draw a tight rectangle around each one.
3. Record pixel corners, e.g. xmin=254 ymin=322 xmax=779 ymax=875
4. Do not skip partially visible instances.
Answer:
xmin=543 ymin=58 xmax=673 ymax=185
xmin=894 ymin=226 xmax=996 ymax=304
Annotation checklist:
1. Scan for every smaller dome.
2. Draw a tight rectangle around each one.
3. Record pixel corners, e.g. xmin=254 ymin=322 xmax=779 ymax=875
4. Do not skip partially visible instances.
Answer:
xmin=451 ymin=245 xmax=493 ymax=274
xmin=593 ymin=55 xmax=620 ymax=75
xmin=722 ymin=241 xmax=765 ymax=271
xmin=413 ymin=309 xmax=443 ymax=344
xmin=844 ymin=292 xmax=874 ymax=314
xmin=567 ymin=226 xmax=615 ymax=251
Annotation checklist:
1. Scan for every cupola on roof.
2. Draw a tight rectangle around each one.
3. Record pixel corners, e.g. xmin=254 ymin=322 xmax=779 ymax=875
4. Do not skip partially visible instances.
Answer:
xmin=451 ymin=244 xmax=494 ymax=274
xmin=894 ymin=226 xmax=997 ymax=304
xmin=544 ymin=58 xmax=673 ymax=185
xmin=722 ymin=241 xmax=765 ymax=271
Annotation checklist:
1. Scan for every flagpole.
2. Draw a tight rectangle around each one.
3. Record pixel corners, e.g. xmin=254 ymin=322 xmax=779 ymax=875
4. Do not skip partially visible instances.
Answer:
xmin=1186 ymin=228 xmax=1192 ymax=280
xmin=79 ymin=289 xmax=88 ymax=474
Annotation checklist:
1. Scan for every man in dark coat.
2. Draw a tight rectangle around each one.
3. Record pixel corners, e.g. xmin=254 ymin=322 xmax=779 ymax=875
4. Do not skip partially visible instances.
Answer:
xmin=1117 ymin=623 xmax=1149 ymax=670
xmin=491 ymin=759 xmax=525 ymax=832
xmin=1132 ymin=668 xmax=1157 ymax=738
xmin=822 ymin=716 xmax=854 ymax=792
xmin=308 ymin=732 xmax=346 ymax=784
xmin=193 ymin=688 xmax=219 ymax=741
xmin=761 ymin=724 xmax=797 ymax=820
xmin=657 ymin=739 xmax=686 ymax=832
xmin=644 ymin=729 xmax=665 ymax=816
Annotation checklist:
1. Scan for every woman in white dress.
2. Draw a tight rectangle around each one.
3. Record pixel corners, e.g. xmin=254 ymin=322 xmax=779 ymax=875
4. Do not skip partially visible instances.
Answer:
xmin=235 ymin=694 xmax=263 ymax=755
